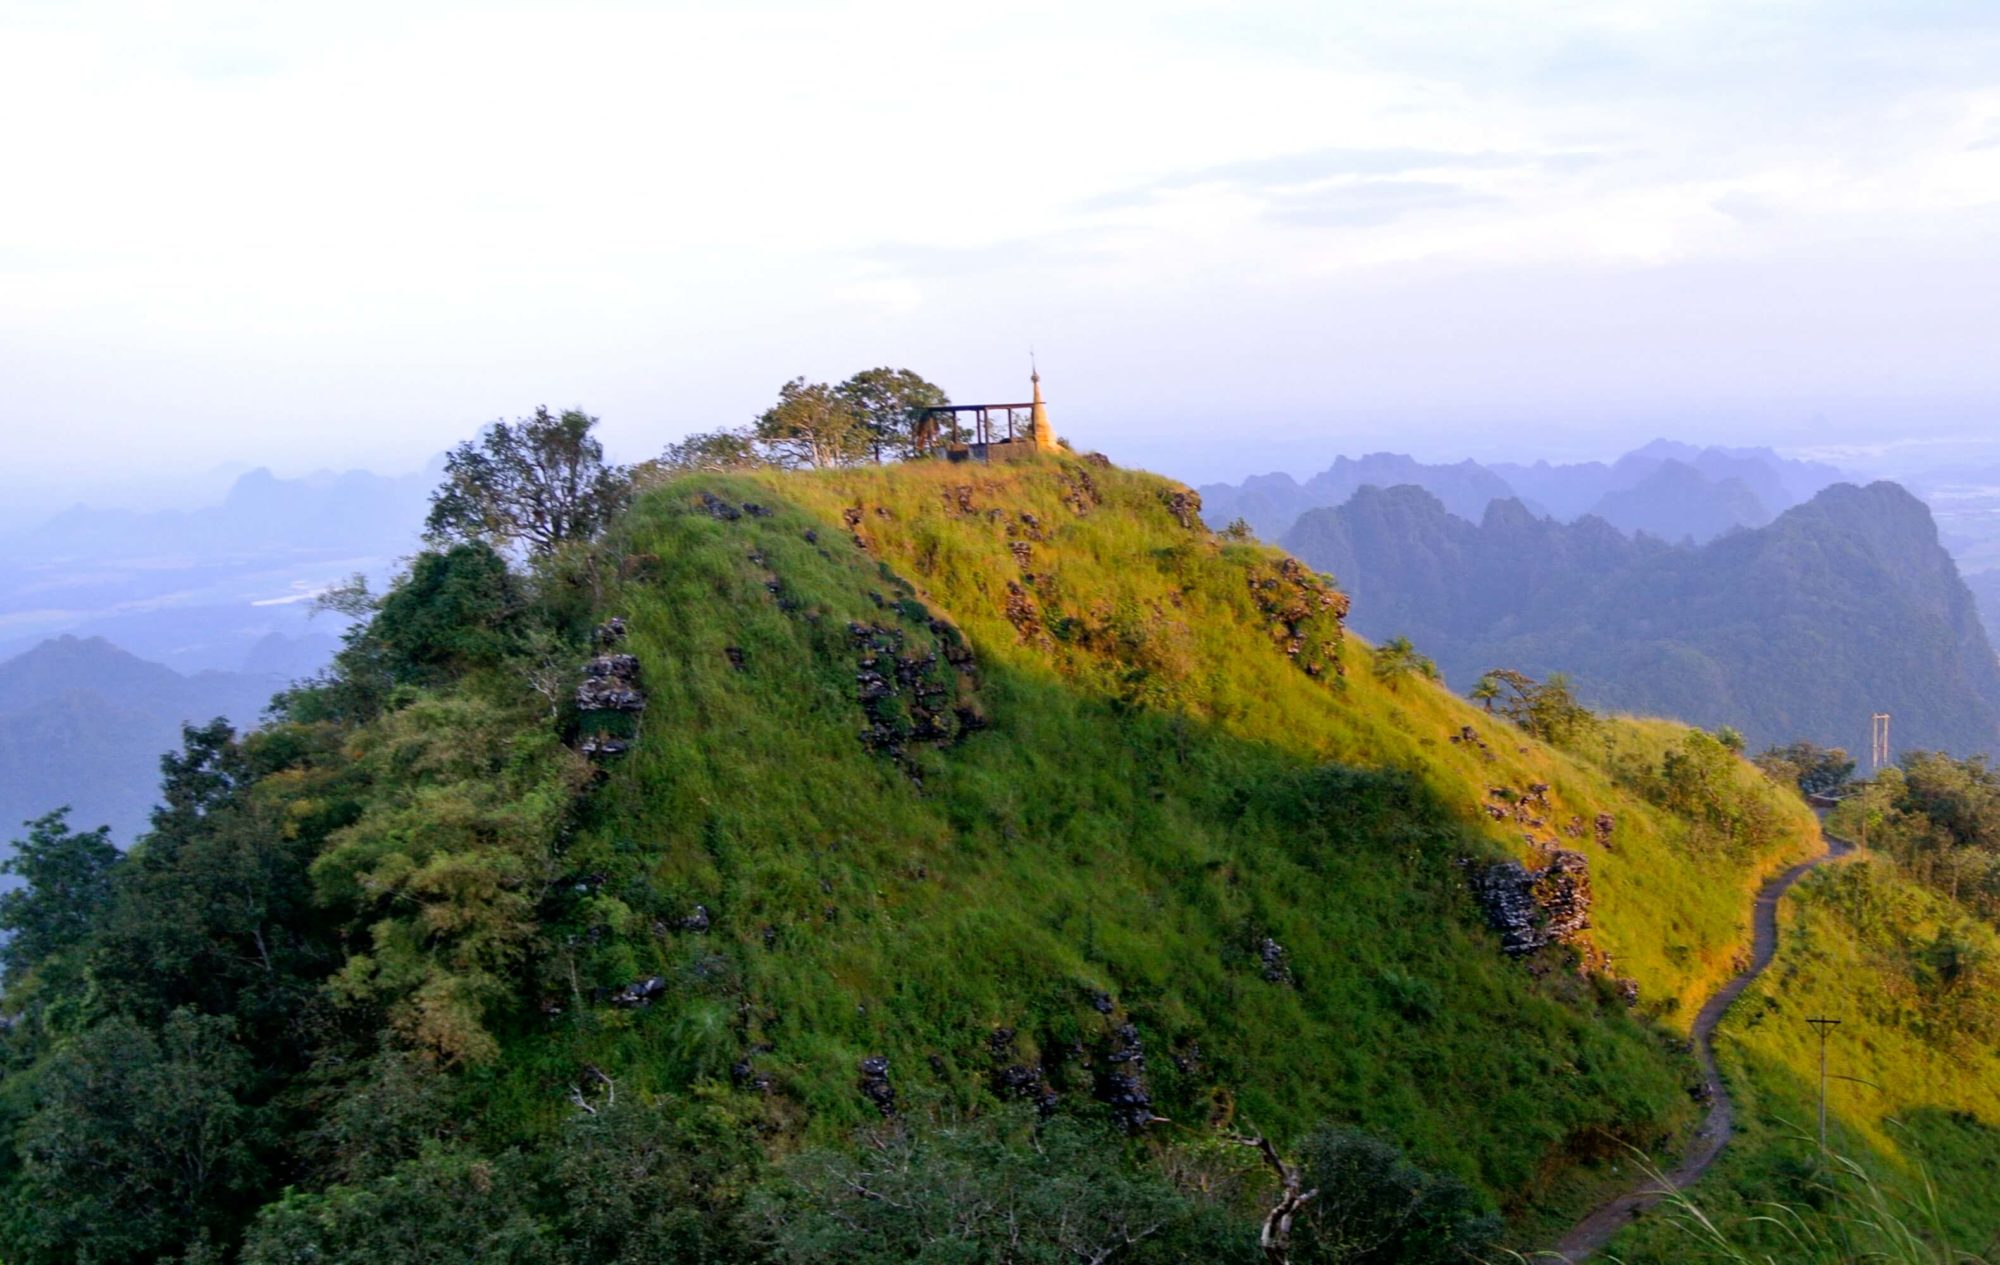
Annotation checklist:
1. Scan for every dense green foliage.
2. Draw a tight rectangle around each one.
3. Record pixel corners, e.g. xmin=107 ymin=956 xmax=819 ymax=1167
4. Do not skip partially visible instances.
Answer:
xmin=1839 ymin=752 xmax=2000 ymax=921
xmin=1472 ymin=668 xmax=1594 ymax=746
xmin=749 ymin=1110 xmax=1255 ymax=1264
xmin=1285 ymin=481 xmax=2000 ymax=757
xmin=1288 ymin=1126 xmax=1500 ymax=1264
xmin=0 ymin=446 xmax=1840 ymax=1262
xmin=0 ymin=810 xmax=117 ymax=981
xmin=1369 ymin=636 xmax=1438 ymax=691
xmin=1756 ymin=739 xmax=1859 ymax=797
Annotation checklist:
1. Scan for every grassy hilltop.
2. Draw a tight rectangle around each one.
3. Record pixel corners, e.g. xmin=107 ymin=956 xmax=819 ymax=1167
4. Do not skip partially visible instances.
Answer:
xmin=510 ymin=457 xmax=1817 ymax=1212
xmin=0 ymin=450 xmax=1915 ymax=1264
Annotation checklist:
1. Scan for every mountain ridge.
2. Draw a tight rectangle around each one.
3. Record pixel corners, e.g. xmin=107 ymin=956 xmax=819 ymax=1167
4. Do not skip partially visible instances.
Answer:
xmin=0 ymin=634 xmax=281 ymax=843
xmin=1284 ymin=479 xmax=2000 ymax=756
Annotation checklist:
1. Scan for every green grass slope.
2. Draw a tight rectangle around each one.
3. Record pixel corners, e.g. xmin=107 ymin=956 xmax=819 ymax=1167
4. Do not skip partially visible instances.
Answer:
xmin=498 ymin=456 xmax=1818 ymax=1232
xmin=1609 ymin=848 xmax=2000 ymax=1260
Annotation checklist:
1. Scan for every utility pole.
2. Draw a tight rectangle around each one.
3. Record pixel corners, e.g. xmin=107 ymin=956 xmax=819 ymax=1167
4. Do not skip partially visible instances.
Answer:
xmin=1806 ymin=1017 xmax=1841 ymax=1151
xmin=1870 ymin=713 xmax=1891 ymax=772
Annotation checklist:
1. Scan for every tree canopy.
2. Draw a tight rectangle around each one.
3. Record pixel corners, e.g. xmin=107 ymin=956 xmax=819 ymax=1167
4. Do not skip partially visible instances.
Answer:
xmin=0 ymin=809 xmax=117 ymax=983
xmin=426 ymin=406 xmax=631 ymax=554
xmin=835 ymin=367 xmax=949 ymax=459
xmin=752 ymin=378 xmax=871 ymax=469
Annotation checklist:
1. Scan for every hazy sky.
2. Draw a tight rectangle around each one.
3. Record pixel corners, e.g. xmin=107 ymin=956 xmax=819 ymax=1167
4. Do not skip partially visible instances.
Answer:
xmin=8 ymin=0 xmax=2000 ymax=509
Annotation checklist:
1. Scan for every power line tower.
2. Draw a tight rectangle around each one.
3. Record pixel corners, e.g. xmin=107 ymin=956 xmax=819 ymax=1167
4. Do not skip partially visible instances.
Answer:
xmin=1870 ymin=712 xmax=1891 ymax=772
xmin=1806 ymin=1017 xmax=1841 ymax=1150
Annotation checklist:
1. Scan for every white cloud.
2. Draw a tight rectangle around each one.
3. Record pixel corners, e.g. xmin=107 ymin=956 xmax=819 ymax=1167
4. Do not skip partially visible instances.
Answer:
xmin=3 ymin=0 xmax=2000 ymax=488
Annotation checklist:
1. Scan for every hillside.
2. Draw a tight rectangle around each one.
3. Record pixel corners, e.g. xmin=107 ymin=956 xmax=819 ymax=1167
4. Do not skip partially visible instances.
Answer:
xmin=0 ymin=456 xmax=1833 ymax=1263
xmin=1285 ymin=481 xmax=2000 ymax=757
xmin=0 ymin=635 xmax=280 ymax=844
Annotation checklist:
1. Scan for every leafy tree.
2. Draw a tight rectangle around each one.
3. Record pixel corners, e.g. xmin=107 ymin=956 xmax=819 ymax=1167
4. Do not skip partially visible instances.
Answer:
xmin=547 ymin=1100 xmax=755 ymax=1264
xmin=1476 ymin=669 xmax=1594 ymax=746
xmin=97 ymin=727 xmax=340 ymax=1037
xmin=1754 ymin=740 xmax=1856 ymax=797
xmin=12 ymin=1009 xmax=265 ymax=1265
xmin=1714 ymin=725 xmax=1745 ymax=754
xmin=835 ymin=367 xmax=949 ymax=460
xmin=753 ymin=378 xmax=870 ymax=469
xmin=426 ymin=406 xmax=632 ymax=555
xmin=372 ymin=543 xmax=526 ymax=681
xmin=749 ymin=1111 xmax=1248 ymax=1264
xmin=1916 ymin=923 xmax=1989 ymax=993
xmin=1371 ymin=636 xmax=1439 ymax=691
xmin=1468 ymin=675 xmax=1499 ymax=712
xmin=312 ymin=693 xmax=589 ymax=1064
xmin=1837 ymin=752 xmax=2000 ymax=920
xmin=150 ymin=718 xmax=251 ymax=848
xmin=655 ymin=426 xmax=764 ymax=474
xmin=299 ymin=1049 xmax=465 ymax=1188
xmin=1291 ymin=1127 xmax=1499 ymax=1265
xmin=0 ymin=810 xmax=118 ymax=983
xmin=1899 ymin=751 xmax=2000 ymax=853
xmin=241 ymin=1144 xmax=550 ymax=1265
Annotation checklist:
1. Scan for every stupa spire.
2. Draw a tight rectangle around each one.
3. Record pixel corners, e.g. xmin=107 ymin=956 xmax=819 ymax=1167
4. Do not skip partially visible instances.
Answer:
xmin=1029 ymin=354 xmax=1054 ymax=451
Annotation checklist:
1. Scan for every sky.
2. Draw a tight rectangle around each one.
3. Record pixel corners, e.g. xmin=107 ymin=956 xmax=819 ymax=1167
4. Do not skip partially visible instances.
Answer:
xmin=8 ymin=0 xmax=2000 ymax=516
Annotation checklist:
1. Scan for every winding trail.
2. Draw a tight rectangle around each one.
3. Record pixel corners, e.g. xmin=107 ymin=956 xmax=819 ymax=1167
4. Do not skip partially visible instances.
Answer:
xmin=1547 ymin=828 xmax=1856 ymax=1262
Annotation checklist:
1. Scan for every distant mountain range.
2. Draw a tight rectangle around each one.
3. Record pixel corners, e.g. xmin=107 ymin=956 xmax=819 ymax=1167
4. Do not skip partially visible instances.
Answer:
xmin=0 ymin=462 xmax=434 ymax=850
xmin=1200 ymin=439 xmax=1848 ymax=545
xmin=0 ymin=460 xmax=432 ymax=676
xmin=0 ymin=635 xmax=282 ymax=846
xmin=1284 ymin=481 xmax=2000 ymax=758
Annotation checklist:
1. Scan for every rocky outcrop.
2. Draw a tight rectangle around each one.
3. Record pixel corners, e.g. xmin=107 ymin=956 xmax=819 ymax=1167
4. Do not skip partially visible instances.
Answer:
xmin=1058 ymin=467 xmax=1101 ymax=517
xmin=1246 ymin=557 xmax=1348 ymax=679
xmin=575 ymin=654 xmax=644 ymax=712
xmin=1162 ymin=487 xmax=1203 ymax=531
xmin=857 ymin=1055 xmax=896 ymax=1116
xmin=1258 ymin=937 xmax=1293 ymax=985
xmin=1003 ymin=581 xmax=1043 ymax=644
xmin=575 ymin=650 xmax=644 ymax=759
xmin=698 ymin=491 xmax=743 ymax=521
xmin=849 ymin=620 xmax=983 ymax=783
xmin=609 ymin=975 xmax=667 ymax=1008
xmin=1095 ymin=1021 xmax=1159 ymax=1133
xmin=731 ymin=1043 xmax=774 ymax=1093
xmin=988 ymin=1027 xmax=1060 ymax=1116
xmin=1472 ymin=849 xmax=1593 ymax=956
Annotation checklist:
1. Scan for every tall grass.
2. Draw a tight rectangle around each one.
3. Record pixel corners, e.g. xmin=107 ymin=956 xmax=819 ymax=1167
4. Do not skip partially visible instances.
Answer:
xmin=1589 ymin=1138 xmax=1993 ymax=1264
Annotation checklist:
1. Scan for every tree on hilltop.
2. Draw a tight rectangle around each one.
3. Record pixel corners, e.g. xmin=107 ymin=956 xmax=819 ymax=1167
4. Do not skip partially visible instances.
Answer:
xmin=749 ymin=369 xmax=950 ymax=468
xmin=654 ymin=426 xmax=764 ymax=475
xmin=425 ymin=406 xmax=631 ymax=555
xmin=836 ymin=367 xmax=950 ymax=459
xmin=753 ymin=378 xmax=872 ymax=469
